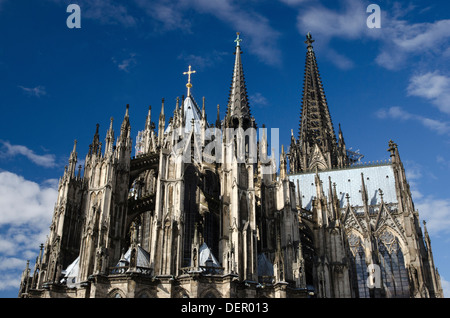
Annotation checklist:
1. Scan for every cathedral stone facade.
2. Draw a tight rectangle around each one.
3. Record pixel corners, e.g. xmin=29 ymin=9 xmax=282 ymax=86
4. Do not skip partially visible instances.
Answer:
xmin=18 ymin=33 xmax=443 ymax=298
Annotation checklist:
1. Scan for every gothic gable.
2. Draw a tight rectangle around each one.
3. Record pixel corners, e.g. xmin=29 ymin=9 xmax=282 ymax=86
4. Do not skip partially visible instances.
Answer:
xmin=308 ymin=143 xmax=328 ymax=171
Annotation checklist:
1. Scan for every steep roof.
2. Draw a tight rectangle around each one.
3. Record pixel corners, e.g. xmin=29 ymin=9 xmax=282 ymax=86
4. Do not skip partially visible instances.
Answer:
xmin=116 ymin=245 xmax=151 ymax=268
xmin=199 ymin=242 xmax=220 ymax=267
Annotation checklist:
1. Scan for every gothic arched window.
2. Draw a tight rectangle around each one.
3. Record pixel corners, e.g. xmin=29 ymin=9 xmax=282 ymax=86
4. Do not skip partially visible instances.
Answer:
xmin=348 ymin=233 xmax=370 ymax=298
xmin=377 ymin=230 xmax=410 ymax=298
xmin=239 ymin=165 xmax=248 ymax=188
xmin=183 ymin=166 xmax=198 ymax=267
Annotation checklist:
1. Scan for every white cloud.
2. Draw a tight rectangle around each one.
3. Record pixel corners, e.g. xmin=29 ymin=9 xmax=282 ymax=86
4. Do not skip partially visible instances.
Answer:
xmin=437 ymin=155 xmax=450 ymax=169
xmin=177 ymin=50 xmax=228 ymax=70
xmin=325 ymin=48 xmax=355 ymax=70
xmin=403 ymin=160 xmax=424 ymax=200
xmin=135 ymin=0 xmax=282 ymax=66
xmin=113 ymin=53 xmax=138 ymax=73
xmin=279 ymin=0 xmax=310 ymax=6
xmin=134 ymin=0 xmax=190 ymax=32
xmin=0 ymin=272 xmax=22 ymax=292
xmin=407 ymin=72 xmax=450 ymax=115
xmin=0 ymin=141 xmax=57 ymax=168
xmin=374 ymin=49 xmax=405 ymax=71
xmin=18 ymin=85 xmax=47 ymax=97
xmin=375 ymin=106 xmax=412 ymax=120
xmin=294 ymin=0 xmax=379 ymax=69
xmin=441 ymin=276 xmax=450 ymax=298
xmin=0 ymin=171 xmax=57 ymax=292
xmin=48 ymin=0 xmax=136 ymax=27
xmin=296 ymin=0 xmax=370 ymax=41
xmin=415 ymin=196 xmax=450 ymax=237
xmin=193 ymin=0 xmax=282 ymax=66
xmin=375 ymin=106 xmax=450 ymax=135
xmin=392 ymin=19 xmax=450 ymax=53
xmin=294 ymin=0 xmax=450 ymax=72
xmin=250 ymin=92 xmax=269 ymax=108
xmin=0 ymin=257 xmax=28 ymax=270
xmin=373 ymin=17 xmax=450 ymax=70
xmin=402 ymin=161 xmax=450 ymax=238
xmin=0 ymin=172 xmax=57 ymax=227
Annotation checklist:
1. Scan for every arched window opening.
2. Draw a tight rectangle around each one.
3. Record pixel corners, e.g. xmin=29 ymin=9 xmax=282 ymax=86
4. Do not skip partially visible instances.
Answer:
xmin=348 ymin=233 xmax=370 ymax=298
xmin=183 ymin=166 xmax=198 ymax=267
xmin=377 ymin=231 xmax=410 ymax=298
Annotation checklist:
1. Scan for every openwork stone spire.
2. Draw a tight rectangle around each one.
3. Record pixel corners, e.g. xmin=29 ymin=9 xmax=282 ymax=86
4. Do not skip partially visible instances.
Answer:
xmin=226 ymin=32 xmax=251 ymax=129
xmin=298 ymin=33 xmax=340 ymax=170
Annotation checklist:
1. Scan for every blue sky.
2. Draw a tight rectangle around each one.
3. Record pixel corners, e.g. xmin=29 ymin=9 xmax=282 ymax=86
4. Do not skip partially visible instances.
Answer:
xmin=0 ymin=0 xmax=449 ymax=298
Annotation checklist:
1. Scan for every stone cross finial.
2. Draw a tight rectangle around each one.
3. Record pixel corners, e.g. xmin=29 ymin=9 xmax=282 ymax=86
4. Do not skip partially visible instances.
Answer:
xmin=305 ymin=32 xmax=314 ymax=45
xmin=234 ymin=32 xmax=242 ymax=47
xmin=378 ymin=188 xmax=384 ymax=201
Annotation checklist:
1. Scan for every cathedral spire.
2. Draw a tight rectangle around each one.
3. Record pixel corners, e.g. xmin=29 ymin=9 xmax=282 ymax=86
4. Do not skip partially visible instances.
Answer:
xmin=116 ymin=105 xmax=131 ymax=156
xmin=90 ymin=123 xmax=100 ymax=156
xmin=67 ymin=139 xmax=78 ymax=177
xmin=216 ymin=104 xmax=221 ymax=128
xmin=145 ymin=105 xmax=152 ymax=130
xmin=298 ymin=33 xmax=339 ymax=171
xmin=158 ymin=98 xmax=165 ymax=147
xmin=105 ymin=117 xmax=115 ymax=155
xmin=226 ymin=32 xmax=251 ymax=129
xmin=202 ymin=96 xmax=206 ymax=119
xmin=120 ymin=104 xmax=130 ymax=134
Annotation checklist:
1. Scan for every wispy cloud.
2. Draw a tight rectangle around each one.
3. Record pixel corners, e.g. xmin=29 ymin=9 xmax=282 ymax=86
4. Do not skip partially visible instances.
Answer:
xmin=415 ymin=196 xmax=450 ymax=237
xmin=407 ymin=71 xmax=450 ymax=115
xmin=293 ymin=0 xmax=450 ymax=71
xmin=18 ymin=85 xmax=47 ymax=97
xmin=112 ymin=53 xmax=138 ymax=72
xmin=279 ymin=0 xmax=311 ymax=6
xmin=250 ymin=92 xmax=269 ymax=108
xmin=296 ymin=0 xmax=371 ymax=41
xmin=134 ymin=0 xmax=191 ymax=32
xmin=177 ymin=50 xmax=228 ymax=70
xmin=193 ymin=0 xmax=281 ymax=66
xmin=0 ymin=141 xmax=57 ymax=168
xmin=375 ymin=106 xmax=450 ymax=135
xmin=441 ymin=276 xmax=450 ymax=298
xmin=401 ymin=161 xmax=450 ymax=238
xmin=325 ymin=48 xmax=355 ymax=70
xmin=135 ymin=0 xmax=282 ymax=66
xmin=293 ymin=0 xmax=376 ymax=69
xmin=437 ymin=155 xmax=450 ymax=169
xmin=48 ymin=0 xmax=136 ymax=27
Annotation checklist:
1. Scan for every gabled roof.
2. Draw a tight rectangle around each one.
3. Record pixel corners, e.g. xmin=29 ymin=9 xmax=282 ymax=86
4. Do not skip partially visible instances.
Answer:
xmin=116 ymin=245 xmax=151 ymax=268
xmin=60 ymin=256 xmax=79 ymax=287
xmin=199 ymin=242 xmax=220 ymax=267
xmin=257 ymin=253 xmax=274 ymax=277
xmin=183 ymin=96 xmax=203 ymax=134
xmin=165 ymin=95 xmax=209 ymax=136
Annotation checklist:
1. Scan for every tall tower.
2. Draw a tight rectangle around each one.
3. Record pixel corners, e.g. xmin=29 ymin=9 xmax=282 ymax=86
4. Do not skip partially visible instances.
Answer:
xmin=41 ymin=140 xmax=84 ymax=285
xmin=220 ymin=32 xmax=258 ymax=282
xmin=290 ymin=33 xmax=348 ymax=173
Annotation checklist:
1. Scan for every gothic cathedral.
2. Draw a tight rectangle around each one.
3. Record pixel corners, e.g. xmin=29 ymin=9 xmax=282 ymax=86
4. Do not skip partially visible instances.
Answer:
xmin=18 ymin=33 xmax=443 ymax=298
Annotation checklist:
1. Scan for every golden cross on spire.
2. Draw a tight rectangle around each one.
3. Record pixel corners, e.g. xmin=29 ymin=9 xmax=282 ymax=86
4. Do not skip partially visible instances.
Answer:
xmin=183 ymin=65 xmax=196 ymax=96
